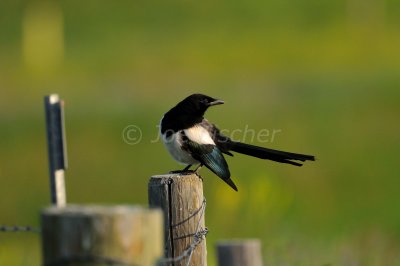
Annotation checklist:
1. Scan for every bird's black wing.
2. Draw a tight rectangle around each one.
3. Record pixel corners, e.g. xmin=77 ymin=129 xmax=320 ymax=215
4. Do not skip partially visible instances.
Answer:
xmin=181 ymin=130 xmax=238 ymax=191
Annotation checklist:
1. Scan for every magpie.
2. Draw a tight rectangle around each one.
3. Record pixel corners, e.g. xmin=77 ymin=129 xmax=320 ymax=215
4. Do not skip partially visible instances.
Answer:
xmin=160 ymin=93 xmax=315 ymax=191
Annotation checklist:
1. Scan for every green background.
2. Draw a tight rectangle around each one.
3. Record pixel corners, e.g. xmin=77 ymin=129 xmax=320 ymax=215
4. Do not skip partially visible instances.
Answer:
xmin=1 ymin=0 xmax=400 ymax=265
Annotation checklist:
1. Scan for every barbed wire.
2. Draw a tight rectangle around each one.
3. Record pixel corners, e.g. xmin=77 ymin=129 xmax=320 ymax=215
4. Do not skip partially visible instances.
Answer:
xmin=172 ymin=198 xmax=206 ymax=228
xmin=158 ymin=197 xmax=207 ymax=266
xmin=0 ymin=225 xmax=40 ymax=233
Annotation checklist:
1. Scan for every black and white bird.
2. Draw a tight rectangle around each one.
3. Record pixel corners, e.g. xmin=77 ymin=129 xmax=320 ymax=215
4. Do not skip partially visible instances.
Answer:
xmin=160 ymin=93 xmax=315 ymax=191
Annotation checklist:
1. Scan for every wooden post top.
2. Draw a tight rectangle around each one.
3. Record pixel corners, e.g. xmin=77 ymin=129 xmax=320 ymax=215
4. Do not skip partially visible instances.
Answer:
xmin=149 ymin=172 xmax=202 ymax=185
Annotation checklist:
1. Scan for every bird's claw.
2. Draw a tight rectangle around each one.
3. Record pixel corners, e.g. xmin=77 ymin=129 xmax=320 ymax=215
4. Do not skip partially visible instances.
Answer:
xmin=169 ymin=170 xmax=195 ymax=175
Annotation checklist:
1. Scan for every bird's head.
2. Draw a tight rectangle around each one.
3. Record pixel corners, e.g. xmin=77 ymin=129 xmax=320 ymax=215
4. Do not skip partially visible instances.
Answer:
xmin=178 ymin=94 xmax=224 ymax=117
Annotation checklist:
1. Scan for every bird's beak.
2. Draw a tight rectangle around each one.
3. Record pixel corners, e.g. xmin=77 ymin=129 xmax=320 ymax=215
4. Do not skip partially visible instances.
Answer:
xmin=208 ymin=99 xmax=224 ymax=106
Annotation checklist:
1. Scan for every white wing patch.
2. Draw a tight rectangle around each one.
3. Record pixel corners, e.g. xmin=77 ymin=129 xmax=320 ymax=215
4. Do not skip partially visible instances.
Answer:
xmin=184 ymin=125 xmax=215 ymax=145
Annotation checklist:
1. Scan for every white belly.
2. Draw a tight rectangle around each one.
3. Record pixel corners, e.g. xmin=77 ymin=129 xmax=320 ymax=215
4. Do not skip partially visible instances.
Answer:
xmin=162 ymin=132 xmax=199 ymax=165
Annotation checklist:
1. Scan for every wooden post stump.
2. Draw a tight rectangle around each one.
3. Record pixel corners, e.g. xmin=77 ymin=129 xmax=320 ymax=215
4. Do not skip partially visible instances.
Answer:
xmin=149 ymin=173 xmax=207 ymax=266
xmin=41 ymin=205 xmax=163 ymax=266
xmin=216 ymin=239 xmax=263 ymax=266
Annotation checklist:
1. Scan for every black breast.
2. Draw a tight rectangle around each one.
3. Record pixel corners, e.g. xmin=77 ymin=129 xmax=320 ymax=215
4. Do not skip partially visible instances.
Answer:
xmin=161 ymin=112 xmax=203 ymax=137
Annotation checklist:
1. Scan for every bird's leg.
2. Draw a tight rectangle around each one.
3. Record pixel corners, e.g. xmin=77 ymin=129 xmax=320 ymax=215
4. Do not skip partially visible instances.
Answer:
xmin=193 ymin=164 xmax=203 ymax=172
xmin=169 ymin=165 xmax=192 ymax=174
xmin=193 ymin=164 xmax=204 ymax=180
xmin=183 ymin=164 xmax=192 ymax=171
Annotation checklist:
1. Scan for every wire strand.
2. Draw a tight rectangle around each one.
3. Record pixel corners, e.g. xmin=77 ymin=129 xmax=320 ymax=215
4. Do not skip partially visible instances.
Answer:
xmin=0 ymin=225 xmax=40 ymax=233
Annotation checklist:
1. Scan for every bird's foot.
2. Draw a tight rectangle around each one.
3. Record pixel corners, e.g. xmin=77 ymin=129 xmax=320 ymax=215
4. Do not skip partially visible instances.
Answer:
xmin=168 ymin=169 xmax=195 ymax=175
xmin=169 ymin=164 xmax=203 ymax=178
xmin=169 ymin=165 xmax=194 ymax=175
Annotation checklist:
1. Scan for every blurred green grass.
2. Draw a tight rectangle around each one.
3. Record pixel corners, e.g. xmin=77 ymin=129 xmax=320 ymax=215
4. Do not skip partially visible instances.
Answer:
xmin=1 ymin=0 xmax=400 ymax=265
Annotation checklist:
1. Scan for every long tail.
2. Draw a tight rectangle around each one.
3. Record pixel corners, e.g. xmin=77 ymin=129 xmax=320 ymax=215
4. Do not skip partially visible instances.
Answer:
xmin=229 ymin=141 xmax=315 ymax=166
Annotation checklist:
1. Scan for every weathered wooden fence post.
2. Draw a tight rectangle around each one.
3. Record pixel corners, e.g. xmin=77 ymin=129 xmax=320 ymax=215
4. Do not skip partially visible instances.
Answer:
xmin=216 ymin=239 xmax=263 ymax=266
xmin=148 ymin=173 xmax=207 ymax=266
xmin=41 ymin=205 xmax=163 ymax=266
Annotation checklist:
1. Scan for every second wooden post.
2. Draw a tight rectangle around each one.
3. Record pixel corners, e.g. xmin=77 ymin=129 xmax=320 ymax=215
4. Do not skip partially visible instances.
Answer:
xmin=149 ymin=173 xmax=207 ymax=266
